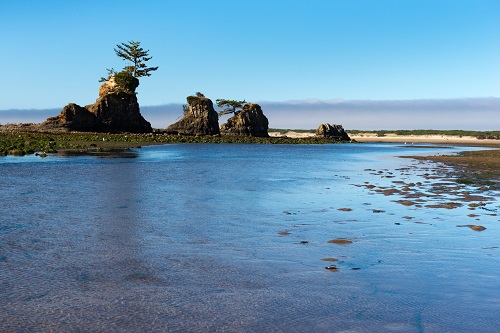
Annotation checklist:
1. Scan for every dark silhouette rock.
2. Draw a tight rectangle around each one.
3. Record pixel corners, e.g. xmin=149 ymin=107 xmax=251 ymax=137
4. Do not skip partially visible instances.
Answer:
xmin=166 ymin=95 xmax=220 ymax=135
xmin=220 ymin=103 xmax=269 ymax=137
xmin=85 ymin=92 xmax=151 ymax=133
xmin=41 ymin=74 xmax=152 ymax=133
xmin=42 ymin=103 xmax=97 ymax=131
xmin=316 ymin=123 xmax=350 ymax=141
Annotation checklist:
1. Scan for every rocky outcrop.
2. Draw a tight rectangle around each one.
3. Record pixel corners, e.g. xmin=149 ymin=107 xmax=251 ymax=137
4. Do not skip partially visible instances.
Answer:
xmin=98 ymin=76 xmax=119 ymax=96
xmin=41 ymin=73 xmax=151 ymax=133
xmin=43 ymin=103 xmax=98 ymax=131
xmin=220 ymin=103 xmax=269 ymax=137
xmin=165 ymin=95 xmax=220 ymax=135
xmin=316 ymin=123 xmax=351 ymax=141
xmin=84 ymin=92 xmax=151 ymax=133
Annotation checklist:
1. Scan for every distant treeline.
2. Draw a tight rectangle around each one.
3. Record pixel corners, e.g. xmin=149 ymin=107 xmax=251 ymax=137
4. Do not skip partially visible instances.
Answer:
xmin=347 ymin=129 xmax=500 ymax=139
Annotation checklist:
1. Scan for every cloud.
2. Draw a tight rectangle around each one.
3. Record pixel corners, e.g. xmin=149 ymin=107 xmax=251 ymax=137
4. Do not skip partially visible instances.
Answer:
xmin=259 ymin=98 xmax=500 ymax=130
xmin=0 ymin=108 xmax=60 ymax=125
xmin=1 ymin=98 xmax=499 ymax=130
xmin=140 ymin=104 xmax=184 ymax=129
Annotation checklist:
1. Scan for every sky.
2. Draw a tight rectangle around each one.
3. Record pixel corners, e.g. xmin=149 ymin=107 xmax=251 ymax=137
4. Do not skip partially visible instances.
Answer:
xmin=1 ymin=0 xmax=499 ymax=129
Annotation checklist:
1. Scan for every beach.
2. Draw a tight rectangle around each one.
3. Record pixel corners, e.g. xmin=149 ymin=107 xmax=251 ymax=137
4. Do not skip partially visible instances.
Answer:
xmin=350 ymin=133 xmax=500 ymax=146
xmin=270 ymin=131 xmax=500 ymax=146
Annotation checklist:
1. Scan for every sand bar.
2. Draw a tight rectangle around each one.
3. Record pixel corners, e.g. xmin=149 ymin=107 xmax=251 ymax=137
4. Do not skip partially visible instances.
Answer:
xmin=270 ymin=131 xmax=500 ymax=146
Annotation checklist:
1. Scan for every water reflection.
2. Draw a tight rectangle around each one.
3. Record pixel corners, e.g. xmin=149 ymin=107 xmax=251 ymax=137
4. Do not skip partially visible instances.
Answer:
xmin=89 ymin=157 xmax=154 ymax=283
xmin=57 ymin=149 xmax=139 ymax=158
xmin=1 ymin=143 xmax=498 ymax=332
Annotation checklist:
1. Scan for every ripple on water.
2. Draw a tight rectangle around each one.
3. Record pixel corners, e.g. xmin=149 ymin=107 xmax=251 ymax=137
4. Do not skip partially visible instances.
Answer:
xmin=1 ymin=143 xmax=499 ymax=332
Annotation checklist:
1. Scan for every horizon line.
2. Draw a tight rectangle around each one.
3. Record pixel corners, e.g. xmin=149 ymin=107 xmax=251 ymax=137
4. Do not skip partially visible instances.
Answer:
xmin=1 ymin=96 xmax=500 ymax=111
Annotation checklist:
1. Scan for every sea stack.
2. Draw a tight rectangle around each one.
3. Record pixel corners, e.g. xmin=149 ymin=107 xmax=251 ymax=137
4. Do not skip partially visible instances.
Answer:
xmin=316 ymin=123 xmax=351 ymax=141
xmin=42 ymin=71 xmax=152 ymax=133
xmin=220 ymin=103 xmax=269 ymax=137
xmin=165 ymin=94 xmax=220 ymax=136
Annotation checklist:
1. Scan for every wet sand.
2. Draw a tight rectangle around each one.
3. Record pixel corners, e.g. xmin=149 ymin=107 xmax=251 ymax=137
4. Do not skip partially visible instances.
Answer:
xmin=351 ymin=148 xmax=499 ymax=237
xmin=409 ymin=149 xmax=500 ymax=187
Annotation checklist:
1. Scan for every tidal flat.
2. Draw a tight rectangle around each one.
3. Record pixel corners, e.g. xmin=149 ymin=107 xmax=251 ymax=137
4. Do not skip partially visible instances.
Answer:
xmin=1 ymin=143 xmax=499 ymax=332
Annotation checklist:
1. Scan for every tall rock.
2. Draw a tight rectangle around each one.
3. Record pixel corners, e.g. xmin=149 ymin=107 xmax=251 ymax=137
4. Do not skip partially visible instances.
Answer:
xmin=41 ymin=72 xmax=152 ymax=133
xmin=165 ymin=95 xmax=220 ymax=135
xmin=85 ymin=92 xmax=151 ymax=133
xmin=220 ymin=103 xmax=269 ymax=137
xmin=316 ymin=123 xmax=351 ymax=141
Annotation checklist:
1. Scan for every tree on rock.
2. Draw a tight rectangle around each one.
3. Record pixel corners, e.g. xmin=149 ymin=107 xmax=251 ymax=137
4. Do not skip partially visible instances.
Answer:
xmin=216 ymin=99 xmax=246 ymax=118
xmin=114 ymin=40 xmax=158 ymax=78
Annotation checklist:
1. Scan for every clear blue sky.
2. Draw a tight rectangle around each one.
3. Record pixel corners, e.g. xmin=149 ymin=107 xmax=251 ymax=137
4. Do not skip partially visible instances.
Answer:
xmin=1 ymin=0 xmax=499 ymax=110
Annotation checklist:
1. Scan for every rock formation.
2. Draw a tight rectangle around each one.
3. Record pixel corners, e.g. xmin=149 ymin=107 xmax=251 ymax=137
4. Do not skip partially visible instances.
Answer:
xmin=41 ymin=72 xmax=152 ymax=133
xmin=43 ymin=103 xmax=98 ymax=131
xmin=220 ymin=103 xmax=269 ymax=137
xmin=98 ymin=76 xmax=119 ymax=96
xmin=84 ymin=91 xmax=151 ymax=133
xmin=316 ymin=123 xmax=351 ymax=141
xmin=165 ymin=95 xmax=220 ymax=135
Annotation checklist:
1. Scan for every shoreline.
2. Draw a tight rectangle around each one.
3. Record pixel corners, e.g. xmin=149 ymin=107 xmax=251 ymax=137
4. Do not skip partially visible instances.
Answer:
xmin=0 ymin=129 xmax=351 ymax=156
xmin=269 ymin=131 xmax=500 ymax=146
xmin=407 ymin=149 xmax=500 ymax=188
xmin=349 ymin=134 xmax=500 ymax=146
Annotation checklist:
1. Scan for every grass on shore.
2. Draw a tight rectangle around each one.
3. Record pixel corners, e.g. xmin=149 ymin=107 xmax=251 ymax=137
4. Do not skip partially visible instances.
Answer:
xmin=0 ymin=130 xmax=351 ymax=156
xmin=268 ymin=128 xmax=315 ymax=135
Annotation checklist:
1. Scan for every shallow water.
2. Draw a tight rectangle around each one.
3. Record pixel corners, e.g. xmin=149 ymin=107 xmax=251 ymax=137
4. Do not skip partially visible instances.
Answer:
xmin=1 ymin=143 xmax=499 ymax=332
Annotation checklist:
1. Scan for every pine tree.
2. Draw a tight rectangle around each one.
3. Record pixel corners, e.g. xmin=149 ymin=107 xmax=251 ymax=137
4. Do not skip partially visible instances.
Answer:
xmin=216 ymin=99 xmax=246 ymax=118
xmin=114 ymin=41 xmax=158 ymax=78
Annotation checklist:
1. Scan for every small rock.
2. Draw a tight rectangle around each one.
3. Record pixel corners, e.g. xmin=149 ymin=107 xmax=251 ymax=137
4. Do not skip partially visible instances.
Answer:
xmin=325 ymin=265 xmax=338 ymax=271
xmin=468 ymin=225 xmax=487 ymax=232
xmin=328 ymin=239 xmax=353 ymax=245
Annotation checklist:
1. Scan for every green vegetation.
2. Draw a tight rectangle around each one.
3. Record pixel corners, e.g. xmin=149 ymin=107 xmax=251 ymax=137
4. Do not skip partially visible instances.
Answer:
xmin=268 ymin=128 xmax=315 ymax=135
xmin=0 ymin=131 xmax=351 ymax=156
xmin=99 ymin=41 xmax=158 ymax=85
xmin=99 ymin=68 xmax=117 ymax=82
xmin=114 ymin=40 xmax=158 ymax=78
xmin=347 ymin=129 xmax=500 ymax=139
xmin=186 ymin=92 xmax=209 ymax=105
xmin=186 ymin=95 xmax=204 ymax=105
xmin=113 ymin=71 xmax=139 ymax=93
xmin=0 ymin=133 xmax=58 ymax=156
xmin=216 ymin=99 xmax=246 ymax=118
xmin=411 ymin=149 xmax=500 ymax=189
